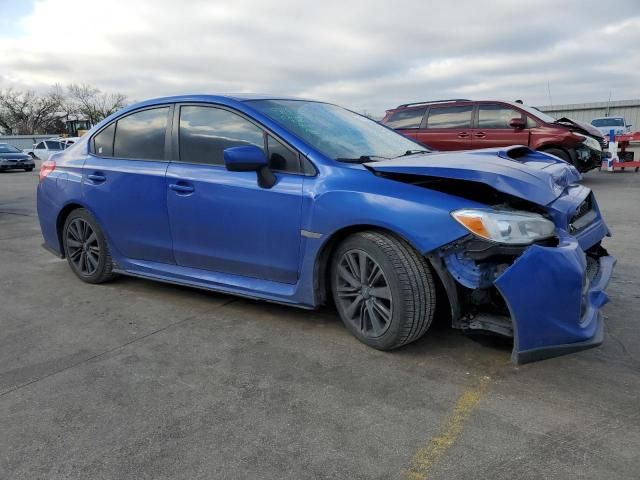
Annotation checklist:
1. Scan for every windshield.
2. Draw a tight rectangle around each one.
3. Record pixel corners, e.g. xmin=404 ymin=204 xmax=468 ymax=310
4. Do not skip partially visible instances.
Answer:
xmin=0 ymin=144 xmax=21 ymax=154
xmin=246 ymin=100 xmax=429 ymax=161
xmin=516 ymin=104 xmax=557 ymax=123
xmin=591 ymin=118 xmax=625 ymax=127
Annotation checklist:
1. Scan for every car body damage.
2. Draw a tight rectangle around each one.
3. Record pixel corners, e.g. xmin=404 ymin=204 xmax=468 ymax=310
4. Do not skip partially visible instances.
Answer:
xmin=368 ymin=146 xmax=615 ymax=363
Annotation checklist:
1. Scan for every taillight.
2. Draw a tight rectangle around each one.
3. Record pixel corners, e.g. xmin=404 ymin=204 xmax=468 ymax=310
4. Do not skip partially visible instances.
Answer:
xmin=39 ymin=160 xmax=56 ymax=182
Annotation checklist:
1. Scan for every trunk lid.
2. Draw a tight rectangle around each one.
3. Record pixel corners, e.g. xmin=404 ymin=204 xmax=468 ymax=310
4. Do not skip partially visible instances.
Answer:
xmin=366 ymin=146 xmax=581 ymax=206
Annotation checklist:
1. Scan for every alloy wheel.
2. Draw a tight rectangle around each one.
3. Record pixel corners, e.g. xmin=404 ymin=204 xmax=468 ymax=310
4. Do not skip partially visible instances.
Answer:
xmin=335 ymin=249 xmax=393 ymax=338
xmin=66 ymin=218 xmax=100 ymax=276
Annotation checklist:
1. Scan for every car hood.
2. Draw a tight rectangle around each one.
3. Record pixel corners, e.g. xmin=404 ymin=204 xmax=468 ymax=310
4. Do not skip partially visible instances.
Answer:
xmin=365 ymin=146 xmax=582 ymax=206
xmin=554 ymin=117 xmax=603 ymax=138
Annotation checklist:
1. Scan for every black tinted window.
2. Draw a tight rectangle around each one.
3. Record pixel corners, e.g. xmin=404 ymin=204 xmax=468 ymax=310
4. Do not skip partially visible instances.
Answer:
xmin=179 ymin=106 xmax=264 ymax=165
xmin=35 ymin=142 xmax=45 ymax=149
xmin=93 ymin=123 xmax=115 ymax=156
xmin=426 ymin=106 xmax=472 ymax=129
xmin=267 ymin=135 xmax=300 ymax=173
xmin=45 ymin=141 xmax=63 ymax=150
xmin=114 ymin=107 xmax=168 ymax=160
xmin=385 ymin=108 xmax=427 ymax=129
xmin=478 ymin=104 xmax=522 ymax=129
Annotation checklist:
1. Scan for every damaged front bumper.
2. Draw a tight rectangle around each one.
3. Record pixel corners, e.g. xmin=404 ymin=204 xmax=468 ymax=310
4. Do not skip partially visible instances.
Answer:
xmin=494 ymin=234 xmax=615 ymax=363
xmin=435 ymin=231 xmax=615 ymax=364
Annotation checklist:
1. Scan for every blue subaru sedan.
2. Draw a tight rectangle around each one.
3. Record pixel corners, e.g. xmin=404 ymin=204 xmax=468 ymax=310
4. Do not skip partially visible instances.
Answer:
xmin=37 ymin=95 xmax=615 ymax=363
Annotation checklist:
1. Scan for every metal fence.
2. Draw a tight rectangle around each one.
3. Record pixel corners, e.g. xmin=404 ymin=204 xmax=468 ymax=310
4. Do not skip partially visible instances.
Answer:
xmin=0 ymin=135 xmax=57 ymax=151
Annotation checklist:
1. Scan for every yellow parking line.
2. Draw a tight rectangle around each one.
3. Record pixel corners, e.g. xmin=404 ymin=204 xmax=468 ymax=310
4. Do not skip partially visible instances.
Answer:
xmin=403 ymin=374 xmax=493 ymax=480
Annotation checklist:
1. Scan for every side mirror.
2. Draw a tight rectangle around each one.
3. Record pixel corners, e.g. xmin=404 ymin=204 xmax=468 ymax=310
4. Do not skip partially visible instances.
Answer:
xmin=224 ymin=145 xmax=275 ymax=189
xmin=509 ymin=117 xmax=526 ymax=129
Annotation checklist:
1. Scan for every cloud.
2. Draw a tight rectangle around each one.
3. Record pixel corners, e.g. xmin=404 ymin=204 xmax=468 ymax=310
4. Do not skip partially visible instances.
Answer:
xmin=0 ymin=0 xmax=639 ymax=115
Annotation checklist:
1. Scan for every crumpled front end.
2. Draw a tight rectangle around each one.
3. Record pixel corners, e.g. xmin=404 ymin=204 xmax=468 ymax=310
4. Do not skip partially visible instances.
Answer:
xmin=434 ymin=188 xmax=615 ymax=363
xmin=494 ymin=233 xmax=614 ymax=363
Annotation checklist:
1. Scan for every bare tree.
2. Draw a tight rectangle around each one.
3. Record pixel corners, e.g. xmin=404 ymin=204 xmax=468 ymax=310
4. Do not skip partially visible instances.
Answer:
xmin=0 ymin=88 xmax=63 ymax=135
xmin=67 ymin=83 xmax=127 ymax=125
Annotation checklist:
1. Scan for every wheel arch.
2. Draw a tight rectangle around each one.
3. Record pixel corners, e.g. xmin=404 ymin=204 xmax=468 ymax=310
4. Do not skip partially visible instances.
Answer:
xmin=312 ymin=224 xmax=422 ymax=306
xmin=537 ymin=144 xmax=576 ymax=164
xmin=55 ymin=202 xmax=87 ymax=257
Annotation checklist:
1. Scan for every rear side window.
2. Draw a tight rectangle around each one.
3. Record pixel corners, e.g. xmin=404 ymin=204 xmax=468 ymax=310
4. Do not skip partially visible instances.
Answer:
xmin=113 ymin=107 xmax=169 ymax=160
xmin=385 ymin=108 xmax=427 ymax=129
xmin=45 ymin=141 xmax=63 ymax=150
xmin=478 ymin=104 xmax=523 ymax=129
xmin=179 ymin=106 xmax=264 ymax=165
xmin=93 ymin=123 xmax=115 ymax=156
xmin=267 ymin=135 xmax=300 ymax=173
xmin=426 ymin=106 xmax=473 ymax=129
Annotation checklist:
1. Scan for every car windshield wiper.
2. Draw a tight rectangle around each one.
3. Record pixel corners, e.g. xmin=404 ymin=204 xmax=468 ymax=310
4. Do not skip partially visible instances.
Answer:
xmin=399 ymin=149 xmax=430 ymax=157
xmin=336 ymin=155 xmax=390 ymax=163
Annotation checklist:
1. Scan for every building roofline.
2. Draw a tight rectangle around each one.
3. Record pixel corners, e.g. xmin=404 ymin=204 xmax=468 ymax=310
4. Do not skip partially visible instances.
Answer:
xmin=537 ymin=99 xmax=640 ymax=112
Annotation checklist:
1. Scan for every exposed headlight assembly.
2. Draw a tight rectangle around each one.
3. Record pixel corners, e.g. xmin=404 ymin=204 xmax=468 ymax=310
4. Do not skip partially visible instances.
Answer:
xmin=452 ymin=209 xmax=556 ymax=245
xmin=576 ymin=134 xmax=602 ymax=152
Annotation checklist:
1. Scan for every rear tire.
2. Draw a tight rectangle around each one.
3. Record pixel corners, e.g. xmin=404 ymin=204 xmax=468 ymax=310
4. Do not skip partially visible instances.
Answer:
xmin=330 ymin=231 xmax=436 ymax=350
xmin=62 ymin=209 xmax=116 ymax=284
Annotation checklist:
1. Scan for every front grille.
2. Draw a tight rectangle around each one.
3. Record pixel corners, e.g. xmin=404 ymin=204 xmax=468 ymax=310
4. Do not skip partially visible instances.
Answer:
xmin=569 ymin=194 xmax=596 ymax=233
xmin=599 ymin=138 xmax=608 ymax=150
xmin=573 ymin=195 xmax=592 ymax=222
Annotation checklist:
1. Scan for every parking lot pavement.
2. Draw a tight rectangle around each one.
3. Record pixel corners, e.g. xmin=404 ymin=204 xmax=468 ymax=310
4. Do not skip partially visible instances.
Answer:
xmin=0 ymin=170 xmax=639 ymax=480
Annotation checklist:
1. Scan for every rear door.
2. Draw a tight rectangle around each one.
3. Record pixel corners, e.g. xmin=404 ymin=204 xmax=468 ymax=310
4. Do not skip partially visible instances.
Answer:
xmin=165 ymin=104 xmax=304 ymax=284
xmin=415 ymin=104 xmax=474 ymax=150
xmin=383 ymin=107 xmax=427 ymax=140
xmin=472 ymin=103 xmax=530 ymax=149
xmin=82 ymin=105 xmax=175 ymax=263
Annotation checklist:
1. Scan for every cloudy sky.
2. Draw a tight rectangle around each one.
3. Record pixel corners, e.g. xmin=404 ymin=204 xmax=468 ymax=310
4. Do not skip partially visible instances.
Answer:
xmin=1 ymin=0 xmax=639 ymax=115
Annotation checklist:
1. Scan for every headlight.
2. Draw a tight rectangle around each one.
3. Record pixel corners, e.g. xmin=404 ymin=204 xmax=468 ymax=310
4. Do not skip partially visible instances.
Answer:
xmin=576 ymin=134 xmax=601 ymax=152
xmin=451 ymin=209 xmax=556 ymax=245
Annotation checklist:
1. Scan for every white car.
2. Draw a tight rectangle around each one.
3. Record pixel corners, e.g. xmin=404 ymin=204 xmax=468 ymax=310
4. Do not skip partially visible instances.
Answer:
xmin=591 ymin=116 xmax=632 ymax=137
xmin=23 ymin=138 xmax=70 ymax=162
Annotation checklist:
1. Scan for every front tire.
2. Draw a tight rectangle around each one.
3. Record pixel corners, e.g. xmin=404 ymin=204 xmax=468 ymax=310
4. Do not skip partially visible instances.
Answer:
xmin=542 ymin=148 xmax=571 ymax=164
xmin=330 ymin=231 xmax=436 ymax=350
xmin=24 ymin=167 xmax=33 ymax=172
xmin=62 ymin=209 xmax=116 ymax=284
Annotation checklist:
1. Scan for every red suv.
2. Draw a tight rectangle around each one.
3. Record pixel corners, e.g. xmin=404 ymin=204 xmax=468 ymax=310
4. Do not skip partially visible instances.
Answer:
xmin=381 ymin=99 xmax=605 ymax=172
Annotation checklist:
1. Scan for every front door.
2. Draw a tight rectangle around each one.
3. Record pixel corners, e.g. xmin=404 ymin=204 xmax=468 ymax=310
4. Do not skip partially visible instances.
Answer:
xmin=471 ymin=103 xmax=530 ymax=149
xmin=166 ymin=105 xmax=303 ymax=284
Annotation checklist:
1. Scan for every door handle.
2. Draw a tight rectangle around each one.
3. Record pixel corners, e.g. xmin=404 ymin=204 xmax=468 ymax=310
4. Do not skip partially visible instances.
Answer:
xmin=457 ymin=132 xmax=470 ymax=138
xmin=87 ymin=173 xmax=106 ymax=183
xmin=474 ymin=132 xmax=487 ymax=138
xmin=169 ymin=183 xmax=195 ymax=194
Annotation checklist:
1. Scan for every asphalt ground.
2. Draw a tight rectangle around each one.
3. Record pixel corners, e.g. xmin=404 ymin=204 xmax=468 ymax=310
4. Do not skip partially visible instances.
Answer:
xmin=0 ymin=168 xmax=638 ymax=479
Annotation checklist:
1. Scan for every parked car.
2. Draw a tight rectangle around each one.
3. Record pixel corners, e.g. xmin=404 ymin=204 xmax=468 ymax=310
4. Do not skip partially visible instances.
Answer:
xmin=37 ymin=95 xmax=615 ymax=363
xmin=381 ymin=99 xmax=605 ymax=172
xmin=24 ymin=139 xmax=65 ymax=160
xmin=590 ymin=116 xmax=632 ymax=137
xmin=0 ymin=143 xmax=36 ymax=171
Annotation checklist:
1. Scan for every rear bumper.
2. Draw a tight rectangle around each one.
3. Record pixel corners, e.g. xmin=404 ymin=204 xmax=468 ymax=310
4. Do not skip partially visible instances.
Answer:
xmin=494 ymin=234 xmax=615 ymax=363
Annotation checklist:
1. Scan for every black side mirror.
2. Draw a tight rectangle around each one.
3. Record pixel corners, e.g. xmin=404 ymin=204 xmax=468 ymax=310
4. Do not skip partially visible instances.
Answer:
xmin=509 ymin=117 xmax=526 ymax=129
xmin=224 ymin=145 xmax=275 ymax=189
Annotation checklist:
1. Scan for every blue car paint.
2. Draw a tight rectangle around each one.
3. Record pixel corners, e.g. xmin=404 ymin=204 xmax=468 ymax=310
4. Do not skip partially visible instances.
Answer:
xmin=495 ymin=232 xmax=615 ymax=363
xmin=366 ymin=147 xmax=582 ymax=206
xmin=37 ymin=94 xmax=615 ymax=362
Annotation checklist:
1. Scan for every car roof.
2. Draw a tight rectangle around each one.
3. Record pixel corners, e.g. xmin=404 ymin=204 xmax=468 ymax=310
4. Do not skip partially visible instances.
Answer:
xmin=136 ymin=93 xmax=315 ymax=106
xmin=391 ymin=99 xmax=535 ymax=111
